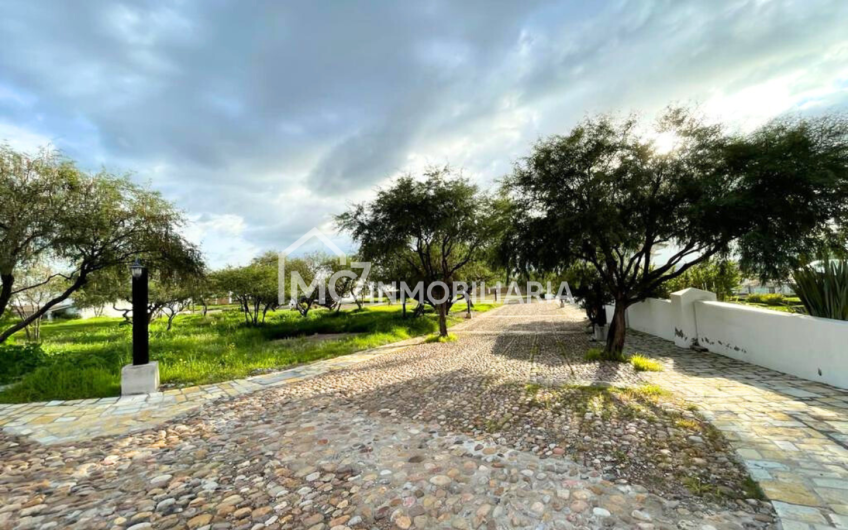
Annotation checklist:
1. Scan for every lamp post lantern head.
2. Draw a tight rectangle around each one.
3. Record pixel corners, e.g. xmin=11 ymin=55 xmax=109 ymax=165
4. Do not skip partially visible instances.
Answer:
xmin=131 ymin=259 xmax=144 ymax=279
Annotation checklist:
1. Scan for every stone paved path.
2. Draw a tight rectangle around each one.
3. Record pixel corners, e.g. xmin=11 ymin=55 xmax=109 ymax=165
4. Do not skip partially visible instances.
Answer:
xmin=0 ymin=303 xmax=780 ymax=530
xmin=628 ymin=332 xmax=848 ymax=529
xmin=0 ymin=337 xmax=426 ymax=445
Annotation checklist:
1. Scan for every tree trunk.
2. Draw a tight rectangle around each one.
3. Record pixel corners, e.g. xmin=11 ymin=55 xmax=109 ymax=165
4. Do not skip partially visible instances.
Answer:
xmin=402 ymin=297 xmax=407 ymax=318
xmin=0 ymin=272 xmax=14 ymax=319
xmin=437 ymin=302 xmax=448 ymax=337
xmin=241 ymin=299 xmax=250 ymax=324
xmin=604 ymin=302 xmax=628 ymax=361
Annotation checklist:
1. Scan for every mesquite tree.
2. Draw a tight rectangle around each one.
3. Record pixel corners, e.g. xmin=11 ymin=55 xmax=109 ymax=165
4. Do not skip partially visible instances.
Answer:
xmin=0 ymin=146 xmax=202 ymax=343
xmin=506 ymin=108 xmax=848 ymax=358
xmin=211 ymin=253 xmax=280 ymax=325
xmin=337 ymin=167 xmax=496 ymax=337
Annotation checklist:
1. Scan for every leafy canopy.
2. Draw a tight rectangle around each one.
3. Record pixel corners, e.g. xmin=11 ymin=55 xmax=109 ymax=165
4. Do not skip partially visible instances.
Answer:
xmin=337 ymin=167 xmax=497 ymax=334
xmin=0 ymin=146 xmax=202 ymax=342
xmin=506 ymin=107 xmax=848 ymax=354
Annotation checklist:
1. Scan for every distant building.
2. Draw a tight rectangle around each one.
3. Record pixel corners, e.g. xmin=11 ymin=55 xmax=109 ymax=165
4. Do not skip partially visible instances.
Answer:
xmin=736 ymin=279 xmax=794 ymax=296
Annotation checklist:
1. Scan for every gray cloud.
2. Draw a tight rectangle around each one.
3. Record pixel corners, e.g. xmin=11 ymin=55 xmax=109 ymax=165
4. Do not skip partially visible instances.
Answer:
xmin=1 ymin=0 xmax=846 ymax=267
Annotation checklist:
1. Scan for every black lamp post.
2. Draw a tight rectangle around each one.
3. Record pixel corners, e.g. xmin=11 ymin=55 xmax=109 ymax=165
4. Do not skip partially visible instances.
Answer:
xmin=130 ymin=259 xmax=149 ymax=366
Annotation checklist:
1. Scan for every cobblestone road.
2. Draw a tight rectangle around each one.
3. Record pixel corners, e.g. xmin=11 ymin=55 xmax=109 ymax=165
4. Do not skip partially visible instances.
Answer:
xmin=3 ymin=302 xmax=844 ymax=528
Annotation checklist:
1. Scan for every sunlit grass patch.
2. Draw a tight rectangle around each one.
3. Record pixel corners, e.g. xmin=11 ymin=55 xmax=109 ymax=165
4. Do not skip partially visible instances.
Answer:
xmin=630 ymin=354 xmax=663 ymax=372
xmin=632 ymin=384 xmax=671 ymax=397
xmin=425 ymin=333 xmax=458 ymax=343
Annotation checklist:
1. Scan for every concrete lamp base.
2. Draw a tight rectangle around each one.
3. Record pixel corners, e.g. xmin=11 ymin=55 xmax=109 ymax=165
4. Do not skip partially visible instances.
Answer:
xmin=121 ymin=361 xmax=160 ymax=396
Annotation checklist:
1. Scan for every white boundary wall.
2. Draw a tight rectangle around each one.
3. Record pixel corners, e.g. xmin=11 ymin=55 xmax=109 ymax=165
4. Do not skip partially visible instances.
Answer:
xmin=694 ymin=301 xmax=848 ymax=389
xmin=608 ymin=288 xmax=848 ymax=389
xmin=625 ymin=298 xmax=675 ymax=342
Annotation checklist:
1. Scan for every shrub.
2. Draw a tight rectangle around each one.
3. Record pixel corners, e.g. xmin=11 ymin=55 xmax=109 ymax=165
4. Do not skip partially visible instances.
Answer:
xmin=745 ymin=293 xmax=764 ymax=303
xmin=630 ymin=354 xmax=663 ymax=372
xmin=793 ymin=256 xmax=848 ymax=321
xmin=0 ymin=343 xmax=47 ymax=384
xmin=760 ymin=293 xmax=786 ymax=306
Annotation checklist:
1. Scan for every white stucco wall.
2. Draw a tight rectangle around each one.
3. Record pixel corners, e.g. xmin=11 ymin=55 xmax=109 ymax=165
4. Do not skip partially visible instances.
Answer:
xmin=626 ymin=299 xmax=676 ymax=342
xmin=693 ymin=301 xmax=848 ymax=389
xmin=605 ymin=299 xmax=675 ymax=342
xmin=604 ymin=291 xmax=848 ymax=389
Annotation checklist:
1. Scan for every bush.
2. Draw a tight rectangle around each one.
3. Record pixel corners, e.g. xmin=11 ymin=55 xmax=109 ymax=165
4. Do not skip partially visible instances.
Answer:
xmin=0 ymin=343 xmax=47 ymax=384
xmin=793 ymin=256 xmax=848 ymax=321
xmin=745 ymin=293 xmax=764 ymax=303
xmin=760 ymin=293 xmax=786 ymax=306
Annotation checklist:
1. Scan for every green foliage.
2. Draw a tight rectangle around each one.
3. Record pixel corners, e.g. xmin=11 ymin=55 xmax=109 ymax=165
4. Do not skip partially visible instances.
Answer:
xmin=759 ymin=293 xmax=786 ymax=306
xmin=337 ymin=167 xmax=500 ymax=336
xmin=211 ymin=252 xmax=281 ymax=325
xmin=0 ymin=145 xmax=202 ymax=343
xmin=0 ymin=343 xmax=47 ymax=384
xmin=563 ymin=262 xmax=611 ymax=326
xmin=792 ymin=256 xmax=848 ymax=320
xmin=742 ymin=293 xmax=797 ymax=309
xmin=504 ymin=108 xmax=848 ymax=356
xmin=0 ymin=303 xmax=498 ymax=403
xmin=661 ymin=260 xmax=741 ymax=301
xmin=730 ymin=116 xmax=848 ymax=282
xmin=583 ymin=348 xmax=604 ymax=362
xmin=630 ymin=355 xmax=663 ymax=372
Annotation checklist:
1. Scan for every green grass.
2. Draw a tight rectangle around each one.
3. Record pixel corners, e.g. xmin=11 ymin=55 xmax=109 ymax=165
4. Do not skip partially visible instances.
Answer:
xmin=742 ymin=476 xmax=767 ymax=500
xmin=0 ymin=303 xmax=499 ymax=403
xmin=583 ymin=347 xmax=604 ymax=362
xmin=583 ymin=347 xmax=628 ymax=363
xmin=630 ymin=354 xmax=664 ymax=372
xmin=634 ymin=384 xmax=671 ymax=397
xmin=424 ymin=332 xmax=458 ymax=343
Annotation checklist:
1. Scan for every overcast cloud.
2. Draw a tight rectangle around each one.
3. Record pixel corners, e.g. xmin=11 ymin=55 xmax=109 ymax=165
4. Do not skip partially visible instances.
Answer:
xmin=1 ymin=0 xmax=847 ymax=267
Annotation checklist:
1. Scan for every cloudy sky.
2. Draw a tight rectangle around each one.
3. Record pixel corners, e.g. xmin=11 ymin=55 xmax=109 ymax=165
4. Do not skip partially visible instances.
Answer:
xmin=1 ymin=0 xmax=847 ymax=268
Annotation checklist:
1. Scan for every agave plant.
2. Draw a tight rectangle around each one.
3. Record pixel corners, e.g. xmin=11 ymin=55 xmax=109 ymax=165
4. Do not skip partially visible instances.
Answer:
xmin=792 ymin=255 xmax=848 ymax=321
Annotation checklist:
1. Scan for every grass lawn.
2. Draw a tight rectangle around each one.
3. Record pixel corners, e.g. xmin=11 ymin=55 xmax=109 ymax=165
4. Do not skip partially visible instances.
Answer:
xmin=0 ymin=302 xmax=498 ymax=403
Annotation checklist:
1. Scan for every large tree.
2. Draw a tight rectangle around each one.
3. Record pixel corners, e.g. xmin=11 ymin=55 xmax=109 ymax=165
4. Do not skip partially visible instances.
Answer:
xmin=506 ymin=109 xmax=848 ymax=358
xmin=337 ymin=168 xmax=497 ymax=337
xmin=0 ymin=146 xmax=202 ymax=343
